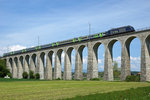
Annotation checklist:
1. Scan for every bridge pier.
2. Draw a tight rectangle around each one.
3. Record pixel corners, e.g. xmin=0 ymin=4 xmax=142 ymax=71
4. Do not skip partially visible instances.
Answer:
xmin=44 ymin=52 xmax=52 ymax=80
xmin=141 ymin=36 xmax=150 ymax=81
xmin=37 ymin=53 xmax=44 ymax=79
xmin=54 ymin=50 xmax=62 ymax=79
xmin=63 ymin=49 xmax=72 ymax=80
xmin=121 ymin=43 xmax=131 ymax=81
xmin=12 ymin=58 xmax=17 ymax=78
xmin=30 ymin=55 xmax=36 ymax=73
xmin=75 ymin=47 xmax=83 ymax=80
xmin=104 ymin=44 xmax=113 ymax=81
xmin=17 ymin=58 xmax=23 ymax=79
xmin=24 ymin=56 xmax=29 ymax=74
xmin=6 ymin=58 xmax=12 ymax=73
xmin=87 ymin=42 xmax=98 ymax=80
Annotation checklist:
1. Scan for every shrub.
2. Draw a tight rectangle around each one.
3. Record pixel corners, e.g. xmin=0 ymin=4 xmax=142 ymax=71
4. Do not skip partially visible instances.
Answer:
xmin=7 ymin=73 xmax=12 ymax=78
xmin=90 ymin=78 xmax=100 ymax=81
xmin=29 ymin=70 xmax=34 ymax=79
xmin=125 ymin=75 xmax=140 ymax=82
xmin=0 ymin=59 xmax=10 ymax=78
xmin=22 ymin=72 xmax=28 ymax=79
xmin=35 ymin=73 xmax=40 ymax=79
xmin=56 ymin=78 xmax=61 ymax=80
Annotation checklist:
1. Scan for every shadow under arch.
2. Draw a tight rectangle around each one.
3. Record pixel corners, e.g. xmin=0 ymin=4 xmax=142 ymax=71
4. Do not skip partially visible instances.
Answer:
xmin=31 ymin=54 xmax=37 ymax=71
xmin=19 ymin=56 xmax=24 ymax=68
xmin=9 ymin=58 xmax=13 ymax=73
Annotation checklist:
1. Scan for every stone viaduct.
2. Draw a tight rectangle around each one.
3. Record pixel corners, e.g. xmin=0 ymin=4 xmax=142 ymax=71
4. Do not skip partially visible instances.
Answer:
xmin=1 ymin=29 xmax=150 ymax=81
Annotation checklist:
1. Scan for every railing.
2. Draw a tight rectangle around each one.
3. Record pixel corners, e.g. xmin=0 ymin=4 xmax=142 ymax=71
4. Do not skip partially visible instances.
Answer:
xmin=136 ymin=27 xmax=150 ymax=31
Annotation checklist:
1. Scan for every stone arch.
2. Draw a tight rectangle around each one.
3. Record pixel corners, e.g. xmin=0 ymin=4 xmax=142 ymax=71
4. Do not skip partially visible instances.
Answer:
xmin=30 ymin=54 xmax=37 ymax=73
xmin=24 ymin=55 xmax=30 ymax=73
xmin=64 ymin=47 xmax=75 ymax=80
xmin=103 ymin=39 xmax=121 ymax=81
xmin=14 ymin=57 xmax=18 ymax=68
xmin=19 ymin=56 xmax=24 ymax=68
xmin=9 ymin=58 xmax=13 ymax=69
xmin=8 ymin=58 xmax=13 ymax=73
xmin=124 ymin=36 xmax=141 ymax=75
xmin=45 ymin=51 xmax=54 ymax=80
xmin=145 ymin=35 xmax=150 ymax=56
xmin=54 ymin=49 xmax=64 ymax=79
xmin=39 ymin=52 xmax=46 ymax=79
xmin=107 ymin=39 xmax=121 ymax=59
xmin=40 ymin=52 xmax=46 ymax=68
xmin=74 ymin=45 xmax=87 ymax=80
xmin=17 ymin=56 xmax=24 ymax=79
xmin=12 ymin=57 xmax=18 ymax=78
xmin=92 ymin=42 xmax=105 ymax=79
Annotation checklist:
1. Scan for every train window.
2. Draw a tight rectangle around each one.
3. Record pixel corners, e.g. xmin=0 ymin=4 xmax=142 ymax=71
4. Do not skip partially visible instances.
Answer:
xmin=111 ymin=30 xmax=119 ymax=34
xmin=119 ymin=28 xmax=126 ymax=32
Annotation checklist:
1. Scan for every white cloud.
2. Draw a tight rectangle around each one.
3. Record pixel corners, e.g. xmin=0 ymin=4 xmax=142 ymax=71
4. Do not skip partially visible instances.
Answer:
xmin=0 ymin=45 xmax=26 ymax=56
xmin=98 ymin=59 xmax=103 ymax=64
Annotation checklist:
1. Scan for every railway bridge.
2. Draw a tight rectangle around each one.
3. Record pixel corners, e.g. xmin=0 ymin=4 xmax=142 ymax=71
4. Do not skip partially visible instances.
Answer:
xmin=1 ymin=29 xmax=150 ymax=81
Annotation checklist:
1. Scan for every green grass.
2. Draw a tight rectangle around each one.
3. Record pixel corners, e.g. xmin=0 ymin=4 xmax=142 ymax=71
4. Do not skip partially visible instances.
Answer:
xmin=0 ymin=79 xmax=149 ymax=100
xmin=65 ymin=86 xmax=150 ymax=100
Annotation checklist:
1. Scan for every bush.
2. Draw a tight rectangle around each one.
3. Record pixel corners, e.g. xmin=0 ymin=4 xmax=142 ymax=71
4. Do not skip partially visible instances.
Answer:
xmin=125 ymin=75 xmax=140 ymax=82
xmin=56 ymin=78 xmax=61 ymax=80
xmin=90 ymin=78 xmax=100 ymax=81
xmin=7 ymin=73 xmax=12 ymax=78
xmin=22 ymin=72 xmax=28 ymax=79
xmin=0 ymin=60 xmax=10 ymax=78
xmin=29 ymin=70 xmax=34 ymax=79
xmin=35 ymin=73 xmax=40 ymax=79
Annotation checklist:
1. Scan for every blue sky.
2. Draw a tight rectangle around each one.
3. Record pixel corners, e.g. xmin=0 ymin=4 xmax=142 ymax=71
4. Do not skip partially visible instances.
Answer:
xmin=0 ymin=0 xmax=149 ymax=72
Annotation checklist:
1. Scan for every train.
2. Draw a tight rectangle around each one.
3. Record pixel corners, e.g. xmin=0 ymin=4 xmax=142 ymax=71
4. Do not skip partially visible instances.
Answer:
xmin=3 ymin=25 xmax=135 ymax=57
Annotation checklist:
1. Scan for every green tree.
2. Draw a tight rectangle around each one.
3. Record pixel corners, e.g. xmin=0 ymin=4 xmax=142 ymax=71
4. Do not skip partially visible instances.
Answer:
xmin=29 ymin=70 xmax=34 ymax=79
xmin=22 ymin=72 xmax=28 ymax=79
xmin=0 ymin=59 xmax=11 ymax=78
xmin=113 ymin=61 xmax=118 ymax=71
xmin=35 ymin=73 xmax=40 ymax=79
xmin=113 ymin=61 xmax=121 ymax=79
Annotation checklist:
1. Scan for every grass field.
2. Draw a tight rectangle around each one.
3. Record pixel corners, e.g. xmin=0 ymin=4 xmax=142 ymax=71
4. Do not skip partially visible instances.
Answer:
xmin=0 ymin=79 xmax=149 ymax=100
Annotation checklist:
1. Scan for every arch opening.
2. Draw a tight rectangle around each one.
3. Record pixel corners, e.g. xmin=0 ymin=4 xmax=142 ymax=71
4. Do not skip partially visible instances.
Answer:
xmin=48 ymin=51 xmax=54 ymax=79
xmin=25 ymin=55 xmax=30 ymax=67
xmin=112 ymin=41 xmax=121 ymax=80
xmin=66 ymin=47 xmax=75 ymax=80
xmin=32 ymin=54 xmax=37 ymax=67
xmin=93 ymin=42 xmax=105 ymax=80
xmin=9 ymin=58 xmax=13 ymax=68
xmin=78 ymin=45 xmax=87 ymax=80
xmin=125 ymin=36 xmax=141 ymax=78
xmin=19 ymin=56 xmax=23 ymax=68
xmin=14 ymin=57 xmax=18 ymax=67
xmin=40 ymin=52 xmax=46 ymax=68
xmin=146 ymin=35 xmax=150 ymax=56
